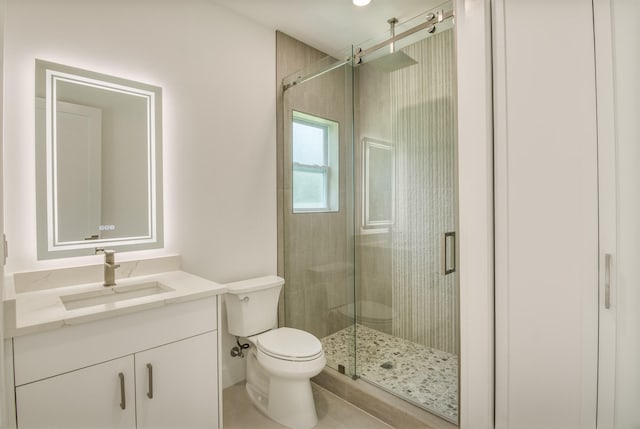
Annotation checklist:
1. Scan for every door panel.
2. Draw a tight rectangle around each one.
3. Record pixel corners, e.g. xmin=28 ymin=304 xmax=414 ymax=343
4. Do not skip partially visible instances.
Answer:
xmin=16 ymin=356 xmax=135 ymax=429
xmin=596 ymin=0 xmax=640 ymax=427
xmin=135 ymin=331 xmax=218 ymax=429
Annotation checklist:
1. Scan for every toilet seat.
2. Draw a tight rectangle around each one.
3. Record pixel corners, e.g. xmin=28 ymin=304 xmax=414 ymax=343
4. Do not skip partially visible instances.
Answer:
xmin=256 ymin=327 xmax=324 ymax=362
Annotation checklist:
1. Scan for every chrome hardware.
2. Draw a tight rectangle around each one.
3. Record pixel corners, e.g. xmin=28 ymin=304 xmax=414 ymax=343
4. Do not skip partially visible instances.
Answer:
xmin=146 ymin=364 xmax=153 ymax=399
xmin=119 ymin=372 xmax=126 ymax=410
xmin=352 ymin=8 xmax=454 ymax=65
xmin=605 ymin=253 xmax=612 ymax=309
xmin=442 ymin=231 xmax=456 ymax=275
xmin=241 ymin=296 xmax=250 ymax=303
xmin=387 ymin=17 xmax=399 ymax=53
xmin=354 ymin=48 xmax=363 ymax=65
xmin=231 ymin=337 xmax=250 ymax=358
xmin=103 ymin=250 xmax=120 ymax=287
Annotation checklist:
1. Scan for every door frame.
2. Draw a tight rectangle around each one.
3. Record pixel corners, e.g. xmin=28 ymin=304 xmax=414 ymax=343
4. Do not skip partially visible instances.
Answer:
xmin=593 ymin=0 xmax=617 ymax=426
xmin=456 ymin=0 xmax=494 ymax=427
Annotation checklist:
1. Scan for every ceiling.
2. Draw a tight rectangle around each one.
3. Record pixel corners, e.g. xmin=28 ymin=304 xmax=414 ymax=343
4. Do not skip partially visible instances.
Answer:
xmin=210 ymin=0 xmax=449 ymax=57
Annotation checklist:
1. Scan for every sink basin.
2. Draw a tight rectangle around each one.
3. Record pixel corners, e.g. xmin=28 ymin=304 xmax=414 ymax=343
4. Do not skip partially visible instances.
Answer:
xmin=60 ymin=281 xmax=175 ymax=310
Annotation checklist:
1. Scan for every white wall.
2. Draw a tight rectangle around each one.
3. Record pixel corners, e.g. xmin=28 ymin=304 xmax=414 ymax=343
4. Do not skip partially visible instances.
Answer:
xmin=3 ymin=0 xmax=276 ymax=387
xmin=456 ymin=0 xmax=494 ymax=427
xmin=493 ymin=0 xmax=599 ymax=427
xmin=0 ymin=0 xmax=6 ymax=425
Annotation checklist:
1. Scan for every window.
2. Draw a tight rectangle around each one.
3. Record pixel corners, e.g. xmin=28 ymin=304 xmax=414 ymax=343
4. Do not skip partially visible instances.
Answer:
xmin=292 ymin=111 xmax=339 ymax=212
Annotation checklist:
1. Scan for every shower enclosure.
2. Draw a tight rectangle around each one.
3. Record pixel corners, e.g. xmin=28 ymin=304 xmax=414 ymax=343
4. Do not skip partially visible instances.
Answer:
xmin=278 ymin=2 xmax=458 ymax=424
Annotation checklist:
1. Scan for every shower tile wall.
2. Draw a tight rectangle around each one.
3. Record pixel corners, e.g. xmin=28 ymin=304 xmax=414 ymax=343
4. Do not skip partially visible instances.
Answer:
xmin=278 ymin=27 xmax=458 ymax=366
xmin=356 ymin=29 xmax=458 ymax=355
xmin=276 ymin=32 xmax=354 ymax=343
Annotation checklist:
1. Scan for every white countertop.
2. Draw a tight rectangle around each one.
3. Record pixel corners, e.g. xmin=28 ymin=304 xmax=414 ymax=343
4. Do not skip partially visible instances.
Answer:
xmin=4 ymin=270 xmax=227 ymax=337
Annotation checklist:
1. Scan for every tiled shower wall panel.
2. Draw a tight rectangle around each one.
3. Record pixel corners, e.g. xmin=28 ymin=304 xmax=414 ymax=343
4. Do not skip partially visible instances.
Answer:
xmin=356 ymin=29 xmax=458 ymax=355
xmin=389 ymin=30 xmax=458 ymax=355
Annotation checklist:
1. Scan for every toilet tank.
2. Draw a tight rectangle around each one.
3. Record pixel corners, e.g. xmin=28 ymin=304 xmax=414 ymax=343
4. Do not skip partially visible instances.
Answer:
xmin=224 ymin=275 xmax=284 ymax=337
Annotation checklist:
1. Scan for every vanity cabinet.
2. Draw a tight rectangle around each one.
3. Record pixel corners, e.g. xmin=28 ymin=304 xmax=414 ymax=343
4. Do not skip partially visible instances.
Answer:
xmin=10 ymin=296 xmax=221 ymax=429
xmin=16 ymin=355 xmax=136 ymax=428
xmin=135 ymin=331 xmax=218 ymax=428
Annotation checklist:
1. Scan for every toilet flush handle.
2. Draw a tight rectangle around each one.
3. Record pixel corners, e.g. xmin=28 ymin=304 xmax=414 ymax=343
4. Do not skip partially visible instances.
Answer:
xmin=240 ymin=296 xmax=250 ymax=303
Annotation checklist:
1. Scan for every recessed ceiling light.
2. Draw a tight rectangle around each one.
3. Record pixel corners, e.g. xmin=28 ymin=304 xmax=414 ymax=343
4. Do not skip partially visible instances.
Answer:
xmin=353 ymin=0 xmax=371 ymax=6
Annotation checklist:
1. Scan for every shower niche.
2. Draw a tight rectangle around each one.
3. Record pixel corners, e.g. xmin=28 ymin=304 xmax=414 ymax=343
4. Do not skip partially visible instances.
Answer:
xmin=277 ymin=1 xmax=459 ymax=425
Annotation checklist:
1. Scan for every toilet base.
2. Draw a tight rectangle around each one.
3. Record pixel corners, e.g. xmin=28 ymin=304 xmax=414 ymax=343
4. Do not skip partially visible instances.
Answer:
xmin=245 ymin=347 xmax=321 ymax=429
xmin=267 ymin=376 xmax=318 ymax=429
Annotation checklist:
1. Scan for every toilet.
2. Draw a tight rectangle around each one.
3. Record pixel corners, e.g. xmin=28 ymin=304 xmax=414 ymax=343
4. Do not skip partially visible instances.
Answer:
xmin=225 ymin=275 xmax=326 ymax=429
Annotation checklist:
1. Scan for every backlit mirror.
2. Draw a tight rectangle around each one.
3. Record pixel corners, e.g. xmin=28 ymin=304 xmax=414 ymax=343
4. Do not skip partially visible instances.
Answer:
xmin=35 ymin=59 xmax=163 ymax=259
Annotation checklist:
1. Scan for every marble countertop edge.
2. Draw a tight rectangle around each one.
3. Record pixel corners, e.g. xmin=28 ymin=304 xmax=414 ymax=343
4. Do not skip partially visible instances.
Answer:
xmin=4 ymin=269 xmax=227 ymax=338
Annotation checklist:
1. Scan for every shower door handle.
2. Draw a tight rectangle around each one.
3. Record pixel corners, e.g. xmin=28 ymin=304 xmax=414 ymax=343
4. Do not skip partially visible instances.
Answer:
xmin=442 ymin=231 xmax=456 ymax=275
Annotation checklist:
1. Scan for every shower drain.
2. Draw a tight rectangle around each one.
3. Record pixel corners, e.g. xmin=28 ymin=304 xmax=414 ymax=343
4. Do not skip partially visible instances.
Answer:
xmin=380 ymin=361 xmax=394 ymax=370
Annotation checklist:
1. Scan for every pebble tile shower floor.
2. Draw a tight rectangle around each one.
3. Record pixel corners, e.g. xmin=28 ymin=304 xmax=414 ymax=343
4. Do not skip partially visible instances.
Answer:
xmin=320 ymin=324 xmax=458 ymax=422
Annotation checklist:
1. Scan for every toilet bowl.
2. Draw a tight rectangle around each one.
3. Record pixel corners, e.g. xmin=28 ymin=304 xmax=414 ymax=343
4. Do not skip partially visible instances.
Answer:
xmin=225 ymin=276 xmax=326 ymax=429
xmin=245 ymin=327 xmax=326 ymax=429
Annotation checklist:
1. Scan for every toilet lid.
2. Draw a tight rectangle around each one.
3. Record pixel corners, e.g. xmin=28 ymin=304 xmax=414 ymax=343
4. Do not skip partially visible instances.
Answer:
xmin=257 ymin=327 xmax=323 ymax=360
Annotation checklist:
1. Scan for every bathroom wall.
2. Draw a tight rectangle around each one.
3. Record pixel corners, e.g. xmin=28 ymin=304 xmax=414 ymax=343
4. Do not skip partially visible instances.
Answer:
xmin=277 ymin=32 xmax=354 ymax=340
xmin=493 ymin=0 xmax=599 ymax=427
xmin=0 ymin=0 xmax=6 ymax=424
xmin=3 ymin=0 xmax=276 ymax=388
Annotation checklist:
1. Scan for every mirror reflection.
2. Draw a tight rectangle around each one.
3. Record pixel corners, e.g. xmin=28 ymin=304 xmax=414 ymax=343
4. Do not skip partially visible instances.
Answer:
xmin=362 ymin=138 xmax=394 ymax=229
xmin=35 ymin=59 xmax=163 ymax=259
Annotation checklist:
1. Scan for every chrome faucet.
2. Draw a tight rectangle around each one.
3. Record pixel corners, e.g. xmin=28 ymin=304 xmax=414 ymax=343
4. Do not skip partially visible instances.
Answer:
xmin=104 ymin=250 xmax=120 ymax=287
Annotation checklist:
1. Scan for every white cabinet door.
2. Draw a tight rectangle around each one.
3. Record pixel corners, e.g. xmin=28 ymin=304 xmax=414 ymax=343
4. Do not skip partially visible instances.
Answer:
xmin=16 ymin=355 xmax=135 ymax=429
xmin=135 ymin=330 xmax=218 ymax=429
xmin=595 ymin=0 xmax=640 ymax=427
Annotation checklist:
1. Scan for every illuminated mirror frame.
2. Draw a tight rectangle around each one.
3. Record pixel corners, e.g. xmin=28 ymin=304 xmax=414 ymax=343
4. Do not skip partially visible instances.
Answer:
xmin=35 ymin=59 xmax=164 ymax=259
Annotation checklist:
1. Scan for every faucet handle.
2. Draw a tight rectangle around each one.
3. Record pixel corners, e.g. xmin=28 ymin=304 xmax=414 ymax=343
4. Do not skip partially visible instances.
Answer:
xmin=104 ymin=249 xmax=116 ymax=264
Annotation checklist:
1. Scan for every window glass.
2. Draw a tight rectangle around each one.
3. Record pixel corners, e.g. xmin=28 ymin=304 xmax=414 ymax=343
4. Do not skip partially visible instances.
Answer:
xmin=293 ymin=168 xmax=327 ymax=209
xmin=292 ymin=111 xmax=339 ymax=213
xmin=292 ymin=121 xmax=326 ymax=165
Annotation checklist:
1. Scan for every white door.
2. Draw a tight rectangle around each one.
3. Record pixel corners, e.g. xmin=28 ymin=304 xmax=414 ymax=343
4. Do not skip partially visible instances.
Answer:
xmin=595 ymin=0 xmax=640 ymax=427
xmin=54 ymin=101 xmax=103 ymax=243
xmin=135 ymin=331 xmax=219 ymax=429
xmin=15 ymin=356 xmax=135 ymax=429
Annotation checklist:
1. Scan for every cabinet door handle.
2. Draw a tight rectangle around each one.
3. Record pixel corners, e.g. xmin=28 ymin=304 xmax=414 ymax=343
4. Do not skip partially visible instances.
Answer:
xmin=118 ymin=372 xmax=126 ymax=410
xmin=605 ymin=253 xmax=612 ymax=309
xmin=146 ymin=363 xmax=153 ymax=399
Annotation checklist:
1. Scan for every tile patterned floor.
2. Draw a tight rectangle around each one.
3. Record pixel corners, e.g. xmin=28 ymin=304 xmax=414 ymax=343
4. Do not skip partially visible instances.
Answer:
xmin=321 ymin=324 xmax=459 ymax=422
xmin=223 ymin=382 xmax=392 ymax=429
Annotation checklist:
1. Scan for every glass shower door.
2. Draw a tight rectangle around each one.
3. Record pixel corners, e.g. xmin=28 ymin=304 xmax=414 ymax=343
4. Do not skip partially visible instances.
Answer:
xmin=353 ymin=5 xmax=459 ymax=423
xmin=280 ymin=48 xmax=357 ymax=377
xmin=279 ymin=4 xmax=459 ymax=423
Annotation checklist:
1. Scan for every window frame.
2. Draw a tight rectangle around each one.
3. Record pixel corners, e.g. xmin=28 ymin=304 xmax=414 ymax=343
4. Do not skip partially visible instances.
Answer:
xmin=291 ymin=111 xmax=339 ymax=213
